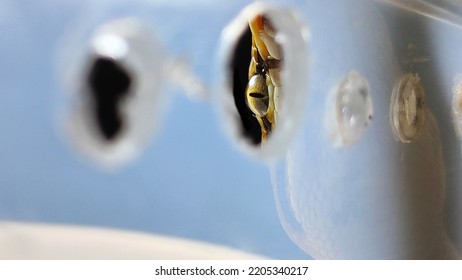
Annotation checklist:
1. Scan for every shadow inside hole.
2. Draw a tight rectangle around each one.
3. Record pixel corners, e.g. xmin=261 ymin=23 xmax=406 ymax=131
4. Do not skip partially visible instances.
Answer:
xmin=88 ymin=57 xmax=132 ymax=141
xmin=231 ymin=26 xmax=262 ymax=145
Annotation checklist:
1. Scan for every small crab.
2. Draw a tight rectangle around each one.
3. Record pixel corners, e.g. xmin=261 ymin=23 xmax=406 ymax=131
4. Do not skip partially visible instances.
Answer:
xmin=245 ymin=15 xmax=282 ymax=143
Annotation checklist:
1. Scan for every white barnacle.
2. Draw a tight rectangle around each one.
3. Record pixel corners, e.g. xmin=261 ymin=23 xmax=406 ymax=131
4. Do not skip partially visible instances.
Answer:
xmin=390 ymin=73 xmax=426 ymax=143
xmin=327 ymin=71 xmax=373 ymax=147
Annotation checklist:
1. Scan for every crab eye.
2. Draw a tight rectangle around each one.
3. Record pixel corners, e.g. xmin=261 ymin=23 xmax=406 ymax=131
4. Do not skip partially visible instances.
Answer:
xmin=246 ymin=74 xmax=269 ymax=117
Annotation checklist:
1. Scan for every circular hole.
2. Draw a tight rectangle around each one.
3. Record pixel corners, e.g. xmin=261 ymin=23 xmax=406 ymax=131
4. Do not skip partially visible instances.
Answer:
xmin=62 ymin=18 xmax=167 ymax=168
xmin=326 ymin=71 xmax=373 ymax=147
xmin=216 ymin=3 xmax=309 ymax=159
xmin=390 ymin=73 xmax=426 ymax=143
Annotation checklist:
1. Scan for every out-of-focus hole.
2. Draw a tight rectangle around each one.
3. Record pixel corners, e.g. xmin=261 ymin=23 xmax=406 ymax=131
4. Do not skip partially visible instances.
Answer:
xmin=88 ymin=56 xmax=133 ymax=141
xmin=61 ymin=18 xmax=167 ymax=169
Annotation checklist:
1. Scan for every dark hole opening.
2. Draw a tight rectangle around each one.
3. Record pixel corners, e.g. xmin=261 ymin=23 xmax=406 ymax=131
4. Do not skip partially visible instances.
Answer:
xmin=88 ymin=56 xmax=132 ymax=141
xmin=230 ymin=26 xmax=262 ymax=145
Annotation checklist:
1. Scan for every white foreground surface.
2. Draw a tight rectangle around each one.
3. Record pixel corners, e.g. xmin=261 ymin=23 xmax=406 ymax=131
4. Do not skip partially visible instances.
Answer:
xmin=0 ymin=222 xmax=265 ymax=259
